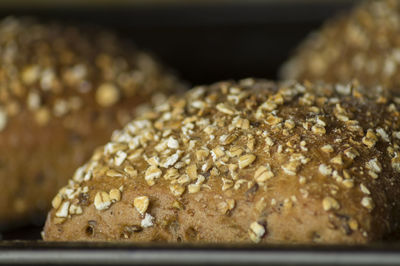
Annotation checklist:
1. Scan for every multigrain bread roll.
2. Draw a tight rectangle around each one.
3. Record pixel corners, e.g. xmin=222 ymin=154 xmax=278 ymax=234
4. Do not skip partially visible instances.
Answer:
xmin=43 ymin=78 xmax=400 ymax=244
xmin=0 ymin=17 xmax=185 ymax=225
xmin=280 ymin=0 xmax=400 ymax=90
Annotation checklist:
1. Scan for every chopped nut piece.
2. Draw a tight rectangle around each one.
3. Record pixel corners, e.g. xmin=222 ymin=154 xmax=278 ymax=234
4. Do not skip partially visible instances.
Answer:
xmin=299 ymin=176 xmax=306 ymax=185
xmin=362 ymin=129 xmax=378 ymax=148
xmin=134 ymin=196 xmax=150 ymax=215
xmin=51 ymin=194 xmax=62 ymax=209
xmin=106 ymin=142 xmax=125 ymax=155
xmin=366 ymin=158 xmax=382 ymax=173
xmin=321 ymin=144 xmax=334 ymax=153
xmin=196 ymin=149 xmax=210 ymax=161
xmin=114 ymin=150 xmax=127 ymax=166
xmin=94 ymin=191 xmax=112 ymax=211
xmin=392 ymin=154 xmax=400 ymax=172
xmin=316 ymin=116 xmax=327 ymax=126
xmin=211 ymin=146 xmax=225 ymax=160
xmin=161 ymin=153 xmax=180 ymax=168
xmin=343 ymin=169 xmax=351 ymax=179
xmin=238 ymin=154 xmax=256 ymax=169
xmin=247 ymin=134 xmax=256 ymax=151
xmin=124 ymin=166 xmax=138 ymax=177
xmin=234 ymin=179 xmax=247 ymax=190
xmin=167 ymin=136 xmax=179 ymax=149
xmin=170 ymin=184 xmax=185 ymax=197
xmin=128 ymin=149 xmax=144 ymax=161
xmin=69 ymin=204 xmax=82 ymax=215
xmin=186 ymin=164 xmax=197 ymax=180
xmin=216 ymin=103 xmax=236 ymax=115
xmin=322 ymin=197 xmax=340 ymax=211
xmin=260 ymin=100 xmax=277 ymax=112
xmin=177 ymin=174 xmax=190 ymax=185
xmin=282 ymin=160 xmax=301 ymax=176
xmin=348 ymin=218 xmax=359 ymax=231
xmin=53 ymin=217 xmax=66 ymax=225
xmin=342 ymin=179 xmax=354 ymax=188
xmin=106 ymin=169 xmax=124 ymax=178
xmin=109 ymin=188 xmax=121 ymax=202
xmin=254 ymin=164 xmax=274 ymax=184
xmin=55 ymin=201 xmax=70 ymax=218
xmin=222 ymin=178 xmax=234 ymax=191
xmin=266 ymin=114 xmax=282 ymax=125
xmin=141 ymin=213 xmax=154 ymax=228
xmin=164 ymin=168 xmax=180 ymax=180
xmin=284 ymin=119 xmax=295 ymax=130
xmin=330 ymin=155 xmax=343 ymax=165
xmin=249 ymin=222 xmax=266 ymax=243
xmin=312 ymin=124 xmax=326 ymax=135
xmin=188 ymin=183 xmax=201 ymax=193
xmin=368 ymin=171 xmax=379 ymax=179
xmin=191 ymin=100 xmax=206 ymax=109
xmin=376 ymin=128 xmax=390 ymax=142
xmin=346 ymin=120 xmax=362 ymax=132
xmin=220 ymin=133 xmax=238 ymax=145
xmin=232 ymin=116 xmax=250 ymax=129
xmin=96 ymin=83 xmax=120 ymax=107
xmin=344 ymin=147 xmax=359 ymax=160
xmin=226 ymin=199 xmax=235 ymax=211
xmin=319 ymin=164 xmax=332 ymax=176
xmin=335 ymin=84 xmax=351 ymax=95
xmin=393 ymin=132 xmax=400 ymax=140
xmin=228 ymin=146 xmax=244 ymax=157
xmin=361 ymin=197 xmax=374 ymax=211
xmin=265 ymin=136 xmax=274 ymax=146
xmin=145 ymin=166 xmax=162 ymax=186
xmin=360 ymin=183 xmax=370 ymax=195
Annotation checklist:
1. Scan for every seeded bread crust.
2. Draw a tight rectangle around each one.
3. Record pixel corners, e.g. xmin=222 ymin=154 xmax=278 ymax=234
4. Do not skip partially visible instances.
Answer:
xmin=43 ymin=79 xmax=400 ymax=243
xmin=280 ymin=0 xmax=400 ymax=90
xmin=0 ymin=17 xmax=185 ymax=226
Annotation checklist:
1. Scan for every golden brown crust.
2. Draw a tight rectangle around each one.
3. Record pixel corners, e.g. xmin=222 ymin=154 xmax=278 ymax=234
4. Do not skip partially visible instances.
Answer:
xmin=280 ymin=0 xmax=400 ymax=90
xmin=0 ymin=17 xmax=185 ymax=225
xmin=43 ymin=78 xmax=400 ymax=243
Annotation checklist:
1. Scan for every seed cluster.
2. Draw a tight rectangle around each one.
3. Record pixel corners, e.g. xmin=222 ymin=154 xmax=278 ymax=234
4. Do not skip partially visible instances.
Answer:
xmin=48 ymin=78 xmax=400 ymax=242
xmin=281 ymin=0 xmax=400 ymax=90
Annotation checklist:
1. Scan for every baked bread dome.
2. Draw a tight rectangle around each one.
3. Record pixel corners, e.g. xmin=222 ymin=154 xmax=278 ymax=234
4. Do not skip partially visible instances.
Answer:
xmin=280 ymin=0 xmax=400 ymax=90
xmin=0 ymin=17 xmax=185 ymax=226
xmin=43 ymin=78 xmax=400 ymax=243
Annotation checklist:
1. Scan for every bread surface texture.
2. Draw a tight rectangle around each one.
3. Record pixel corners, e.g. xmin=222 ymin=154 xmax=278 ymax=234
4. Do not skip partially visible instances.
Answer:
xmin=0 ymin=17 xmax=184 ymax=224
xmin=43 ymin=78 xmax=400 ymax=244
xmin=281 ymin=0 xmax=400 ymax=90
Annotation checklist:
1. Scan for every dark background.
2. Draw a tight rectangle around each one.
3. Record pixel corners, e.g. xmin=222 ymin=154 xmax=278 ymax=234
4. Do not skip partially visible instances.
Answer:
xmin=0 ymin=0 xmax=357 ymax=240
xmin=0 ymin=0 xmax=357 ymax=85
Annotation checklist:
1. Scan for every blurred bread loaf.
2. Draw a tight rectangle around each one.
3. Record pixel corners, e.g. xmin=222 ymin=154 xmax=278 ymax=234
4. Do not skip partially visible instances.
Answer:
xmin=44 ymin=78 xmax=400 ymax=243
xmin=281 ymin=0 xmax=400 ymax=90
xmin=0 ymin=17 xmax=185 ymax=226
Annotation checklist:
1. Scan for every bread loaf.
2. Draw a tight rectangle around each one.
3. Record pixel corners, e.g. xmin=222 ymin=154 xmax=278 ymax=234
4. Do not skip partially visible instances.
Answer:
xmin=0 ymin=17 xmax=185 ymax=226
xmin=281 ymin=0 xmax=400 ymax=90
xmin=43 ymin=79 xmax=400 ymax=243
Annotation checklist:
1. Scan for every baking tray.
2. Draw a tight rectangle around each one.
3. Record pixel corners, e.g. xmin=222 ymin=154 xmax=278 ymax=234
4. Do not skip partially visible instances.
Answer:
xmin=1 ymin=0 xmax=397 ymax=265
xmin=1 ymin=242 xmax=400 ymax=265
